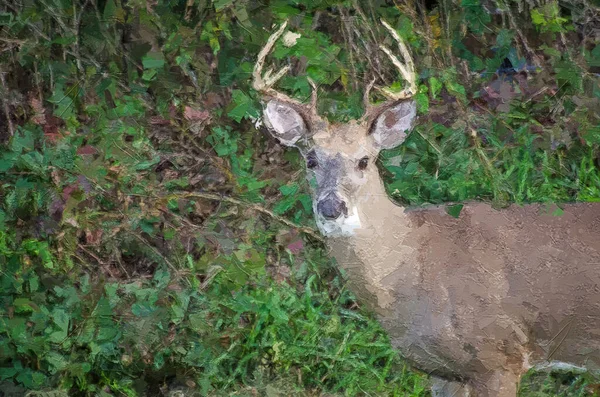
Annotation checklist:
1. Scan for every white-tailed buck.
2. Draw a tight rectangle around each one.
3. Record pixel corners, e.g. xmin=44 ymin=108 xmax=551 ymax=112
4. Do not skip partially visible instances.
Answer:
xmin=254 ymin=21 xmax=600 ymax=396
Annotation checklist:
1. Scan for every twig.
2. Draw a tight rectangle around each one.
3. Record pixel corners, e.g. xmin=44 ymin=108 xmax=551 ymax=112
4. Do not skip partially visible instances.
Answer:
xmin=0 ymin=70 xmax=14 ymax=136
xmin=177 ymin=192 xmax=325 ymax=242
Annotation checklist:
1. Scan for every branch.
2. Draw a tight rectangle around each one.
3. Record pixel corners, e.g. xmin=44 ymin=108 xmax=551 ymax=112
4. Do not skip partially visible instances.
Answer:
xmin=176 ymin=192 xmax=325 ymax=243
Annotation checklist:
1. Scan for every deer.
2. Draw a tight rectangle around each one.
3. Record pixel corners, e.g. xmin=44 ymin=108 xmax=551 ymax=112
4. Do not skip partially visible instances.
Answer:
xmin=252 ymin=20 xmax=600 ymax=397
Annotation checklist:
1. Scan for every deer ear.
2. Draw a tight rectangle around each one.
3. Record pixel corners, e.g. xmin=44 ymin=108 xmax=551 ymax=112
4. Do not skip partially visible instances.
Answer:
xmin=263 ymin=100 xmax=308 ymax=147
xmin=370 ymin=100 xmax=416 ymax=150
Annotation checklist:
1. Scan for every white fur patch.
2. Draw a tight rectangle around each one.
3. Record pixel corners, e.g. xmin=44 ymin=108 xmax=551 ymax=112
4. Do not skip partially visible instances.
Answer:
xmin=316 ymin=205 xmax=362 ymax=237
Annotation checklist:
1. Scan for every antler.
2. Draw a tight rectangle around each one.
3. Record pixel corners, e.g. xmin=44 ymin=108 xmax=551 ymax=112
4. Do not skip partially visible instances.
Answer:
xmin=377 ymin=20 xmax=417 ymax=100
xmin=363 ymin=20 xmax=417 ymax=120
xmin=253 ymin=21 xmax=318 ymax=114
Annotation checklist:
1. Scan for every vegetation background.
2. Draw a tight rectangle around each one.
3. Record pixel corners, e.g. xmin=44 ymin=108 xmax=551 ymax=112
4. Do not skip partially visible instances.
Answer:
xmin=0 ymin=0 xmax=599 ymax=395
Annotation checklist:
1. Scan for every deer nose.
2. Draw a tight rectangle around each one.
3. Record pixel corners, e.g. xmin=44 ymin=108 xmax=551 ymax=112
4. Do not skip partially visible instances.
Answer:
xmin=317 ymin=193 xmax=347 ymax=220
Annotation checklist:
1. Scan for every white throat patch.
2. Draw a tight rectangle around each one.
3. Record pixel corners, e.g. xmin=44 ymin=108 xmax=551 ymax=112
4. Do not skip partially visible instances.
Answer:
xmin=316 ymin=205 xmax=362 ymax=237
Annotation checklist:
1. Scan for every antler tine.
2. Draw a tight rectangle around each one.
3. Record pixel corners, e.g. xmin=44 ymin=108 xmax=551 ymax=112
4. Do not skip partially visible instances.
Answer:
xmin=253 ymin=21 xmax=319 ymax=116
xmin=253 ymin=21 xmax=290 ymax=94
xmin=363 ymin=78 xmax=377 ymax=112
xmin=377 ymin=19 xmax=417 ymax=100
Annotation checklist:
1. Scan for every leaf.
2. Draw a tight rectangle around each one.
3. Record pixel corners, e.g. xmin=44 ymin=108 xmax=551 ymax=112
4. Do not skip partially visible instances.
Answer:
xmin=279 ymin=183 xmax=299 ymax=196
xmin=45 ymin=351 xmax=68 ymax=374
xmin=273 ymin=195 xmax=298 ymax=215
xmin=531 ymin=9 xmax=547 ymax=26
xmin=0 ymin=12 xmax=13 ymax=25
xmin=184 ymin=106 xmax=209 ymax=121
xmin=13 ymin=298 xmax=36 ymax=313
xmin=131 ymin=302 xmax=157 ymax=317
xmin=0 ymin=366 xmax=17 ymax=380
xmin=0 ymin=152 xmax=17 ymax=172
xmin=207 ymin=126 xmax=237 ymax=157
xmin=10 ymin=129 xmax=34 ymax=153
xmin=213 ymin=0 xmax=235 ymax=10
xmin=134 ymin=156 xmax=160 ymax=171
xmin=47 ymin=82 xmax=75 ymax=120
xmin=414 ymin=92 xmax=429 ymax=113
xmin=430 ymin=77 xmax=442 ymax=99
xmin=552 ymin=207 xmax=564 ymax=216
xmin=445 ymin=204 xmax=464 ymax=218
xmin=142 ymin=53 xmax=165 ymax=70
xmin=227 ymin=90 xmax=259 ymax=122
xmin=50 ymin=309 xmax=69 ymax=341
xmin=103 ymin=0 xmax=117 ymax=20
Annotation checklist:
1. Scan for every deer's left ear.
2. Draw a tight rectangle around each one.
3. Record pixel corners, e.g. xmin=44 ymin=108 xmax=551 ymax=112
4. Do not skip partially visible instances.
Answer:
xmin=370 ymin=100 xmax=416 ymax=150
xmin=263 ymin=100 xmax=308 ymax=147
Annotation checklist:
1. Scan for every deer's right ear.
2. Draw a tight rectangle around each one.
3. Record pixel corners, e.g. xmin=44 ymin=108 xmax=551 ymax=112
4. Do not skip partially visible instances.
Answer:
xmin=263 ymin=100 xmax=308 ymax=147
xmin=370 ymin=100 xmax=417 ymax=150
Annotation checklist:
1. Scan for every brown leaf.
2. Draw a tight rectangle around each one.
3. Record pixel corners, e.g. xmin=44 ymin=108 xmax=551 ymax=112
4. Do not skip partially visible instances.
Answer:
xmin=287 ymin=239 xmax=304 ymax=254
xmin=85 ymin=229 xmax=103 ymax=246
xmin=43 ymin=115 xmax=64 ymax=143
xmin=184 ymin=106 xmax=209 ymax=121
xmin=77 ymin=145 xmax=97 ymax=155
xmin=62 ymin=184 xmax=78 ymax=201
xmin=29 ymin=97 xmax=46 ymax=125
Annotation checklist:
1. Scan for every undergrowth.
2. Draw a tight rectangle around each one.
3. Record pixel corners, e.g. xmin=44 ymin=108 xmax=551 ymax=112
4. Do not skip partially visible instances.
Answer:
xmin=0 ymin=0 xmax=598 ymax=396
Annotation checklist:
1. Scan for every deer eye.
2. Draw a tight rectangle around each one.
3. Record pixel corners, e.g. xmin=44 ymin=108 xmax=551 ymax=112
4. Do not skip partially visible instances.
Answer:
xmin=306 ymin=151 xmax=318 ymax=169
xmin=358 ymin=156 xmax=369 ymax=170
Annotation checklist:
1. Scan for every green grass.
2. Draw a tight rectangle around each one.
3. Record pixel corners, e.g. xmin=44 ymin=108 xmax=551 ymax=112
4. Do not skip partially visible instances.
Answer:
xmin=0 ymin=0 xmax=599 ymax=395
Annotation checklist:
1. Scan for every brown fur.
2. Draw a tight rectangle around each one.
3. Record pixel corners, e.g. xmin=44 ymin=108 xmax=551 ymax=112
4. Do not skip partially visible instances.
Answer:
xmin=328 ymin=169 xmax=600 ymax=396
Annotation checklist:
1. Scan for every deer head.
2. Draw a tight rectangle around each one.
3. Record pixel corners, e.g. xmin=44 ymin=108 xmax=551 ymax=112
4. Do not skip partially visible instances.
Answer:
xmin=254 ymin=20 xmax=417 ymax=237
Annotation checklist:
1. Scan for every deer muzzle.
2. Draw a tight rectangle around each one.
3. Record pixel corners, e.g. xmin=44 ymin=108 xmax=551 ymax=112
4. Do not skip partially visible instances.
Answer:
xmin=317 ymin=192 xmax=348 ymax=220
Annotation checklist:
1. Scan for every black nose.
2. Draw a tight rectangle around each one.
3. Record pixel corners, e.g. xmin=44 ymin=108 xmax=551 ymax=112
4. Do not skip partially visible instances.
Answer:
xmin=317 ymin=193 xmax=347 ymax=220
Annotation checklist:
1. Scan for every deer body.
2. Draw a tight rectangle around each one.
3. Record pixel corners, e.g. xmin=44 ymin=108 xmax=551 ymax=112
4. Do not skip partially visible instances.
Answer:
xmin=327 ymin=168 xmax=600 ymax=396
xmin=254 ymin=21 xmax=600 ymax=396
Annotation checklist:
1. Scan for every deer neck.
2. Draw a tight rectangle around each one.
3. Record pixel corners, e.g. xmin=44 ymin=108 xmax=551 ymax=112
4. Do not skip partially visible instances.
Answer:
xmin=326 ymin=166 xmax=422 ymax=312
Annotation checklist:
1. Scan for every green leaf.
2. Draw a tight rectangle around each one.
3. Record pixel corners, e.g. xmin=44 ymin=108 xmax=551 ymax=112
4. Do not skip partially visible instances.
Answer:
xmin=134 ymin=156 xmax=160 ymax=171
xmin=214 ymin=0 xmax=235 ymax=10
xmin=414 ymin=92 xmax=429 ymax=113
xmin=142 ymin=53 xmax=165 ymax=69
xmin=207 ymin=126 xmax=237 ymax=157
xmin=0 ymin=366 xmax=17 ymax=380
xmin=0 ymin=12 xmax=13 ymax=25
xmin=10 ymin=129 xmax=34 ymax=153
xmin=430 ymin=77 xmax=442 ymax=99
xmin=531 ymin=9 xmax=547 ymax=26
xmin=445 ymin=204 xmax=464 ymax=218
xmin=279 ymin=183 xmax=299 ymax=196
xmin=228 ymin=90 xmax=259 ymax=122
xmin=45 ymin=351 xmax=68 ymax=374
xmin=13 ymin=298 xmax=36 ymax=313
xmin=0 ymin=152 xmax=17 ymax=171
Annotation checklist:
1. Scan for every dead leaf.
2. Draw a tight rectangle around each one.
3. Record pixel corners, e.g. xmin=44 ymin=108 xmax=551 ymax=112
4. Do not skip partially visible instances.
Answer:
xmin=29 ymin=97 xmax=46 ymax=125
xmin=62 ymin=185 xmax=78 ymax=201
xmin=85 ymin=229 xmax=103 ymax=246
xmin=184 ymin=106 xmax=209 ymax=122
xmin=77 ymin=145 xmax=97 ymax=155
xmin=287 ymin=239 xmax=303 ymax=255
